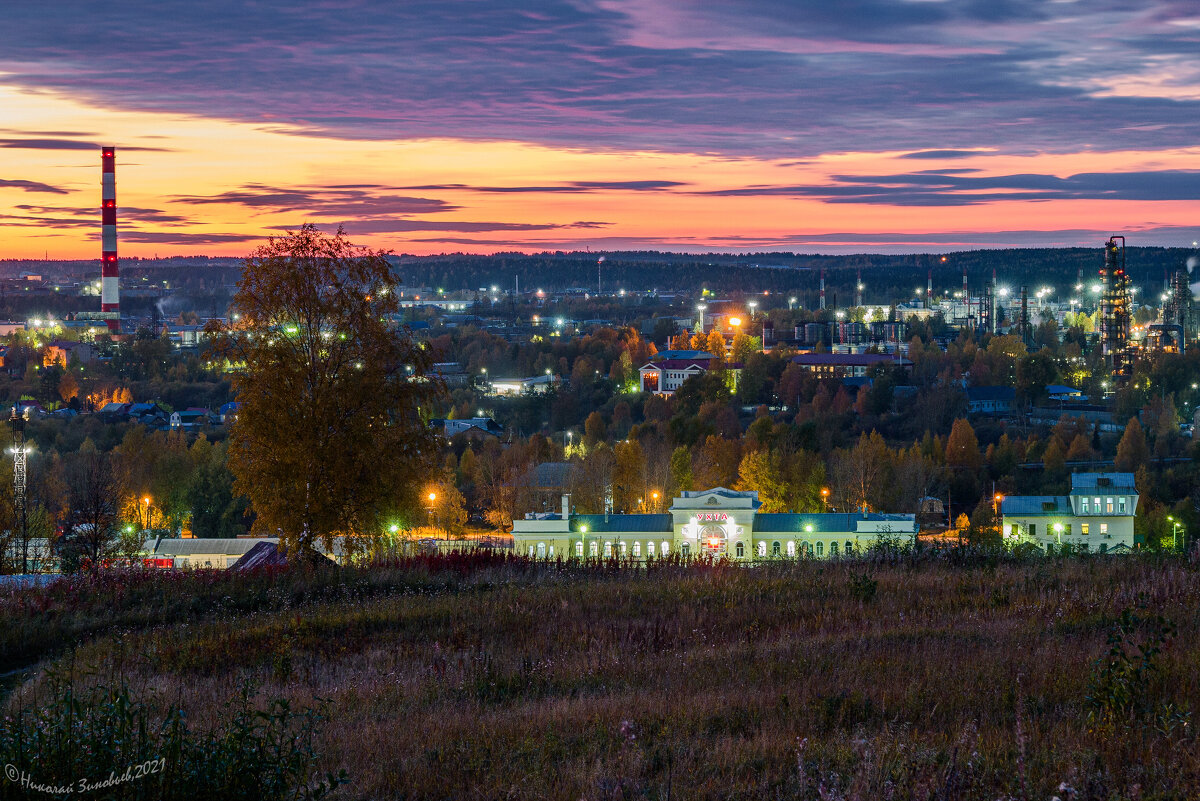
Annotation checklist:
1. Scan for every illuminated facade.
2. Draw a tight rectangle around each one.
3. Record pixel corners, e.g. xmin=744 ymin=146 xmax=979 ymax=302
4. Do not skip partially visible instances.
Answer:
xmin=511 ymin=487 xmax=917 ymax=560
xmin=1000 ymin=473 xmax=1138 ymax=552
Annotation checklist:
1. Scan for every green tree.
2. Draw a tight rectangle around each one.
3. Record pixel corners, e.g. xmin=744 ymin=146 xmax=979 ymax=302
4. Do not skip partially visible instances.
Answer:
xmin=669 ymin=446 xmax=693 ymax=494
xmin=214 ymin=225 xmax=441 ymax=558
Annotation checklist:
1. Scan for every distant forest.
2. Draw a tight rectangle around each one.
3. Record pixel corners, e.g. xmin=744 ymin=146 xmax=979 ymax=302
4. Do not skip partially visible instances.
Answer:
xmin=2 ymin=247 xmax=1195 ymax=309
xmin=392 ymin=247 xmax=1197 ymax=306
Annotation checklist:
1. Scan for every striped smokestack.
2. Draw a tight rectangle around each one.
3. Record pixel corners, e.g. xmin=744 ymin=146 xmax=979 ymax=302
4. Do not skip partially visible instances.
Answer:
xmin=101 ymin=147 xmax=119 ymax=332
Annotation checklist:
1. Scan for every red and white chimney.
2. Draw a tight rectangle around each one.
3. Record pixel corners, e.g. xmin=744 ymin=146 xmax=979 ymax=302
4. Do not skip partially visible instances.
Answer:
xmin=101 ymin=147 xmax=119 ymax=332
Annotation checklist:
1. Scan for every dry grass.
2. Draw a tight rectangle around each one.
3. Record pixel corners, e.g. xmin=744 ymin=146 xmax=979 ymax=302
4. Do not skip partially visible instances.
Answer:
xmin=10 ymin=554 xmax=1200 ymax=800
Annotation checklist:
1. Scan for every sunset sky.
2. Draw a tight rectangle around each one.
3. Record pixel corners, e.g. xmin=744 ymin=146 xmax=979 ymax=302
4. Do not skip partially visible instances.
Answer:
xmin=1 ymin=1 xmax=1199 ymax=258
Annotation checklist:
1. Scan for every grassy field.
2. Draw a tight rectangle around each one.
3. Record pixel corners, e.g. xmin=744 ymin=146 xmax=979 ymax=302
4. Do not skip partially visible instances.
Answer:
xmin=4 ymin=551 xmax=1200 ymax=800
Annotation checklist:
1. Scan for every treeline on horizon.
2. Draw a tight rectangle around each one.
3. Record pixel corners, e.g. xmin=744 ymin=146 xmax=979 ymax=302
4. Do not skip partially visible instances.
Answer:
xmin=2 ymin=246 xmax=1195 ymax=305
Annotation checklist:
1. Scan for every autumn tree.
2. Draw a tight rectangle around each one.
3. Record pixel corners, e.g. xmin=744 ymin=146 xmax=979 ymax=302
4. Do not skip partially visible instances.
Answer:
xmin=1115 ymin=417 xmax=1150 ymax=472
xmin=944 ymin=418 xmax=982 ymax=470
xmin=212 ymin=225 xmax=441 ymax=558
xmin=58 ymin=448 xmax=122 ymax=572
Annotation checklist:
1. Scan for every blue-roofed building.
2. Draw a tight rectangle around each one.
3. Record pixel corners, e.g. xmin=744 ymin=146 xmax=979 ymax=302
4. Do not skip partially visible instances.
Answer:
xmin=966 ymin=385 xmax=1016 ymax=415
xmin=1000 ymin=472 xmax=1138 ymax=552
xmin=511 ymin=487 xmax=917 ymax=560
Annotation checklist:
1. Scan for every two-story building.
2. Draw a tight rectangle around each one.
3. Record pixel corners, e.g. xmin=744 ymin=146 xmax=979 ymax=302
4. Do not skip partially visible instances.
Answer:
xmin=511 ymin=487 xmax=917 ymax=560
xmin=1000 ymin=472 xmax=1138 ymax=552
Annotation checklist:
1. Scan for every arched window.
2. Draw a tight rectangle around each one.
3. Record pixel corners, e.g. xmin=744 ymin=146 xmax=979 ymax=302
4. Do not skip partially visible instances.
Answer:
xmin=786 ymin=541 xmax=796 ymax=557
xmin=619 ymin=541 xmax=627 ymax=557
xmin=604 ymin=542 xmax=613 ymax=558
xmin=735 ymin=541 xmax=744 ymax=557
xmin=845 ymin=540 xmax=854 ymax=554
xmin=548 ymin=545 xmax=555 ymax=558
xmin=801 ymin=541 xmax=810 ymax=555
xmin=589 ymin=541 xmax=599 ymax=557
xmin=647 ymin=541 xmax=656 ymax=557
xmin=830 ymin=541 xmax=839 ymax=556
xmin=681 ymin=542 xmax=690 ymax=557
xmin=661 ymin=541 xmax=671 ymax=556
xmin=537 ymin=542 xmax=546 ymax=558
xmin=575 ymin=541 xmax=584 ymax=557
xmin=633 ymin=541 xmax=642 ymax=558
xmin=772 ymin=541 xmax=781 ymax=556
xmin=757 ymin=541 xmax=766 ymax=557
xmin=815 ymin=541 xmax=823 ymax=557
xmin=528 ymin=545 xmax=535 ymax=557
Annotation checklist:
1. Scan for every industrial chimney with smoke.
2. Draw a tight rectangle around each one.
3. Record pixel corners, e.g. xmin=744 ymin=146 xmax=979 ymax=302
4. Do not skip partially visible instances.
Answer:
xmin=101 ymin=147 xmax=119 ymax=332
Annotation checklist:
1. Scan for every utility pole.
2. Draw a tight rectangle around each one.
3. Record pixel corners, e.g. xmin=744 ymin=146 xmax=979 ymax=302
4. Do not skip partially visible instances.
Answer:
xmin=9 ymin=406 xmax=29 ymax=573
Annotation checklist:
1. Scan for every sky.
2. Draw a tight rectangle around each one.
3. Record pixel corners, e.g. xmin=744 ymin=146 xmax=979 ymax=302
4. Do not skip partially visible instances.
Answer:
xmin=1 ymin=0 xmax=1199 ymax=258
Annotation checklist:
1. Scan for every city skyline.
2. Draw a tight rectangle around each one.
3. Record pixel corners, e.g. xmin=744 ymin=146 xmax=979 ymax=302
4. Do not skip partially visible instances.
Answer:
xmin=1 ymin=1 xmax=1199 ymax=258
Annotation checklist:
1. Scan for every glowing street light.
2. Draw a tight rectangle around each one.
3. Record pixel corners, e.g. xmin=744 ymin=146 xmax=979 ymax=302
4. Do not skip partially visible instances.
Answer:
xmin=729 ymin=317 xmax=742 ymax=327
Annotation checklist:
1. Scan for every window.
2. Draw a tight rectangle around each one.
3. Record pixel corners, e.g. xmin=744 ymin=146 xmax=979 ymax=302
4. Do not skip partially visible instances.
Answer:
xmin=815 ymin=542 xmax=823 ymax=557
xmin=757 ymin=541 xmax=766 ymax=557
xmin=647 ymin=541 xmax=656 ymax=558
xmin=735 ymin=541 xmax=744 ymax=557
xmin=1118 ymin=498 xmax=1126 ymax=514
xmin=1081 ymin=524 xmax=1089 ymax=536
xmin=1100 ymin=523 xmax=1108 ymax=535
xmin=801 ymin=541 xmax=811 ymax=555
xmin=619 ymin=541 xmax=627 ymax=557
xmin=537 ymin=542 xmax=546 ymax=558
xmin=633 ymin=541 xmax=641 ymax=558
xmin=1081 ymin=498 xmax=1089 ymax=514
xmin=1063 ymin=525 xmax=1071 ymax=536
xmin=661 ymin=540 xmax=670 ymax=556
xmin=772 ymin=541 xmax=781 ymax=556
xmin=576 ymin=542 xmax=584 ymax=557
xmin=589 ymin=541 xmax=599 ymax=557
xmin=1094 ymin=496 xmax=1101 ymax=512
xmin=681 ymin=542 xmax=690 ymax=557
xmin=528 ymin=545 xmax=535 ymax=557
xmin=1106 ymin=497 xmax=1114 ymax=514
xmin=829 ymin=542 xmax=838 ymax=556
xmin=1029 ymin=524 xmax=1036 ymax=537
xmin=604 ymin=542 xmax=613 ymax=558
xmin=845 ymin=540 xmax=854 ymax=554
xmin=787 ymin=541 xmax=796 ymax=557
xmin=548 ymin=545 xmax=555 ymax=558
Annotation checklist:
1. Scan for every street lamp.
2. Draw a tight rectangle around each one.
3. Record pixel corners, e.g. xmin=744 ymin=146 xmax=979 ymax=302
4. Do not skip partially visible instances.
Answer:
xmin=580 ymin=524 xmax=588 ymax=559
xmin=1168 ymin=516 xmax=1183 ymax=551
xmin=426 ymin=491 xmax=437 ymax=527
xmin=1053 ymin=522 xmax=1064 ymax=547
xmin=821 ymin=488 xmax=830 ymax=511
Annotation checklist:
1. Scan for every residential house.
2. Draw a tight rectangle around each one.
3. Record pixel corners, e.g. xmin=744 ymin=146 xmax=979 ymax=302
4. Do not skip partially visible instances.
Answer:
xmin=790 ymin=353 xmax=911 ymax=379
xmin=966 ymin=386 xmax=1016 ymax=415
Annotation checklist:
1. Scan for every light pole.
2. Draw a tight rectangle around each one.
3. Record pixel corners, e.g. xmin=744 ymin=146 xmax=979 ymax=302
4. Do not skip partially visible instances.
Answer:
xmin=427 ymin=491 xmax=437 ymax=528
xmin=580 ymin=524 xmax=588 ymax=559
xmin=142 ymin=495 xmax=152 ymax=533
xmin=1168 ymin=516 xmax=1183 ymax=551
xmin=9 ymin=406 xmax=28 ymax=573
xmin=821 ymin=488 xmax=830 ymax=511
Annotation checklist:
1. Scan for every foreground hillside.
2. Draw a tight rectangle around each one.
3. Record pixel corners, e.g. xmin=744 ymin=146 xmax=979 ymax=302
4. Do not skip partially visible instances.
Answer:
xmin=4 ymin=552 xmax=1200 ymax=800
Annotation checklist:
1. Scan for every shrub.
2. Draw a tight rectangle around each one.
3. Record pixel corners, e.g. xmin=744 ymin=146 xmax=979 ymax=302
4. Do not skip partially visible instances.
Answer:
xmin=0 ymin=673 xmax=346 ymax=801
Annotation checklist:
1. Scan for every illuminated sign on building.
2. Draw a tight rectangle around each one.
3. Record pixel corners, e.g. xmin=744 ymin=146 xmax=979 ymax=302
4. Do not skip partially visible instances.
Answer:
xmin=696 ymin=512 xmax=729 ymax=522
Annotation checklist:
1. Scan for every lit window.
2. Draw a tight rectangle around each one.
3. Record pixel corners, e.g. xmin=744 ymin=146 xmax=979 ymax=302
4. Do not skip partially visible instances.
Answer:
xmin=661 ymin=540 xmax=670 ymax=556
xmin=1100 ymin=523 xmax=1108 ymax=535
xmin=681 ymin=542 xmax=690 ymax=557
xmin=757 ymin=541 xmax=766 ymax=557
xmin=528 ymin=545 xmax=534 ymax=557
xmin=1106 ymin=498 xmax=1114 ymax=514
xmin=537 ymin=542 xmax=546 ymax=558
xmin=604 ymin=542 xmax=613 ymax=558
xmin=548 ymin=545 xmax=555 ymax=558
xmin=1081 ymin=524 xmax=1089 ymax=536
xmin=575 ymin=542 xmax=584 ymax=557
xmin=1094 ymin=496 xmax=1101 ymax=511
xmin=787 ymin=541 xmax=796 ymax=557
xmin=633 ymin=541 xmax=641 ymax=558
xmin=619 ymin=541 xmax=627 ymax=557
xmin=814 ymin=541 xmax=822 ymax=557
xmin=647 ymin=541 xmax=656 ymax=557
xmin=589 ymin=541 xmax=598 ymax=557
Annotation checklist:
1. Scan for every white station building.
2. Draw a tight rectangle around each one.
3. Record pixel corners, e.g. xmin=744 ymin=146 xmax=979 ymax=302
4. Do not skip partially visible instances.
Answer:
xmin=511 ymin=487 xmax=917 ymax=560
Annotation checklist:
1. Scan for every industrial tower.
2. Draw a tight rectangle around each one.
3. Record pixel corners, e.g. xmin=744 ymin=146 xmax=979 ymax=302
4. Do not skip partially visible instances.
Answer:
xmin=1099 ymin=236 xmax=1132 ymax=381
